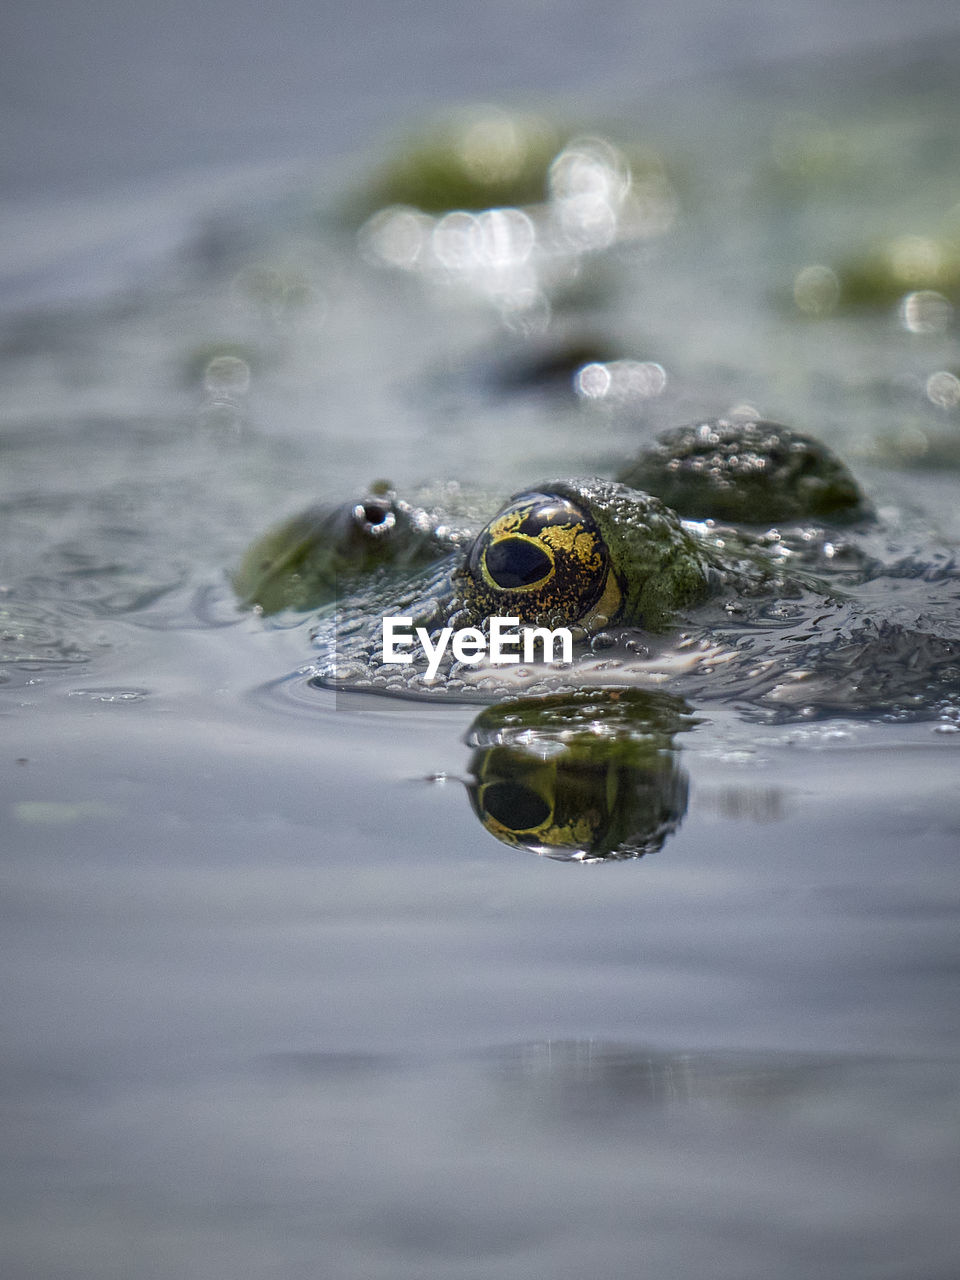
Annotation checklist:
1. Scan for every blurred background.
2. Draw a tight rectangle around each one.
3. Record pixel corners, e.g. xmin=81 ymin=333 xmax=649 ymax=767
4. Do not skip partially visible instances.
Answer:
xmin=4 ymin=0 xmax=960 ymax=203
xmin=3 ymin=8 xmax=960 ymax=1280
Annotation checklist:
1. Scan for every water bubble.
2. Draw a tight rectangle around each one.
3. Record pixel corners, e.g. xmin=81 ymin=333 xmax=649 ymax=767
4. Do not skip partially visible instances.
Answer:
xmin=900 ymin=290 xmax=953 ymax=334
xmin=575 ymin=362 xmax=612 ymax=399
xmin=432 ymin=211 xmax=481 ymax=269
xmin=474 ymin=207 xmax=536 ymax=267
xmin=895 ymin=425 xmax=930 ymax=458
xmin=575 ymin=359 xmax=666 ymax=402
xmin=358 ymin=205 xmax=433 ymax=268
xmin=549 ymin=137 xmax=631 ymax=250
xmin=203 ymin=355 xmax=250 ymax=398
xmin=925 ymin=370 xmax=960 ymax=409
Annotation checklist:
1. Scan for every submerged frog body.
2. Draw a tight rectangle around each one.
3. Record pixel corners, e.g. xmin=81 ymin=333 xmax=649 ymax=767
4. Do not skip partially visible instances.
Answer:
xmin=238 ymin=417 xmax=959 ymax=721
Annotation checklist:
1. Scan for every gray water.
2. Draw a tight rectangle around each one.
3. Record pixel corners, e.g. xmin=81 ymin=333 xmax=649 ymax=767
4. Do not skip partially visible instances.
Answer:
xmin=3 ymin=5 xmax=960 ymax=1278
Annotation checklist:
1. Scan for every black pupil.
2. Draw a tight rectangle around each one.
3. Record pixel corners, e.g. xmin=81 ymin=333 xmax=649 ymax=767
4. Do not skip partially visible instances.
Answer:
xmin=485 ymin=537 xmax=551 ymax=589
xmin=363 ymin=503 xmax=389 ymax=525
xmin=483 ymin=782 xmax=551 ymax=832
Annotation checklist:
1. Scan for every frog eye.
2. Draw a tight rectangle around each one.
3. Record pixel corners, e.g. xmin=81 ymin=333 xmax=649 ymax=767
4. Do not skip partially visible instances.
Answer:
xmin=483 ymin=537 xmax=553 ymax=589
xmin=464 ymin=490 xmax=620 ymax=627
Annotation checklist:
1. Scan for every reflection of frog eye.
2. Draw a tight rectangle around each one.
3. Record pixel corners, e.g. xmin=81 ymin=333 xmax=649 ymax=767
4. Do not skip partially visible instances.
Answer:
xmin=464 ymin=490 xmax=621 ymax=628
xmin=480 ymin=780 xmax=552 ymax=832
xmin=468 ymin=747 xmax=605 ymax=856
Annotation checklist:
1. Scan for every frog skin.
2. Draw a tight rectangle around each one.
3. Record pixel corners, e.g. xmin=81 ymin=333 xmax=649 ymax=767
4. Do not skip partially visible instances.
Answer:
xmin=616 ymin=418 xmax=866 ymax=524
xmin=238 ymin=416 xmax=960 ymax=860
xmin=237 ymin=465 xmax=737 ymax=632
xmin=233 ymin=481 xmax=471 ymax=614
xmin=238 ymin=416 xmax=959 ymax=719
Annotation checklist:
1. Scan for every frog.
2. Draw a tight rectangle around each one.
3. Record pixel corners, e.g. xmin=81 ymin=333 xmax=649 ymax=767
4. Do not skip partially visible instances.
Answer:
xmin=235 ymin=414 xmax=960 ymax=859
xmin=235 ymin=411 xmax=956 ymax=707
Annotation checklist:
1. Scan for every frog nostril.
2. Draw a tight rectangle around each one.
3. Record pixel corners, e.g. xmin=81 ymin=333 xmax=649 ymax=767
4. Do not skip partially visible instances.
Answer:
xmin=354 ymin=500 xmax=397 ymax=537
xmin=484 ymin=537 xmax=552 ymax=589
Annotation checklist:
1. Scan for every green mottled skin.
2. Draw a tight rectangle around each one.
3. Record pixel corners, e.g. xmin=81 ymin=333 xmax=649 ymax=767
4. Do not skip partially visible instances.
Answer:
xmin=237 ymin=420 xmax=862 ymax=638
xmin=618 ymin=418 xmax=864 ymax=524
xmin=234 ymin=486 xmax=460 ymax=615
xmin=551 ymin=478 xmax=714 ymax=628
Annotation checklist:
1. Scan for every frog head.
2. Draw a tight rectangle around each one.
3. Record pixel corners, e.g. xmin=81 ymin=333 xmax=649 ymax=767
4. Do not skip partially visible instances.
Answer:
xmin=450 ymin=477 xmax=713 ymax=634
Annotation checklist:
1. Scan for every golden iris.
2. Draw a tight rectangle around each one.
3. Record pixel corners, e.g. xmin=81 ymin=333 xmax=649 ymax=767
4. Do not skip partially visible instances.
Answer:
xmin=463 ymin=491 xmax=620 ymax=627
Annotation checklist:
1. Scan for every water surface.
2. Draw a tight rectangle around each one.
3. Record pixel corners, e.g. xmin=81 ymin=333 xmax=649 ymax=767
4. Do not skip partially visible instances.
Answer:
xmin=2 ymin=24 xmax=960 ymax=1280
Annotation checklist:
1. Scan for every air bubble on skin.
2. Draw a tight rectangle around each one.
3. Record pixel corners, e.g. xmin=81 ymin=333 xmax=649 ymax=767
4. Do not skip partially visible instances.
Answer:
xmin=320 ymin=660 xmax=366 ymax=684
xmin=514 ymin=731 xmax=566 ymax=760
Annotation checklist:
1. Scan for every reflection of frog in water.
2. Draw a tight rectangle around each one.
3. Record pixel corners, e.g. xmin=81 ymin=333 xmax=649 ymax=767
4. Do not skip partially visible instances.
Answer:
xmin=236 ymin=416 xmax=959 ymax=858
xmin=465 ymin=690 xmax=694 ymax=863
